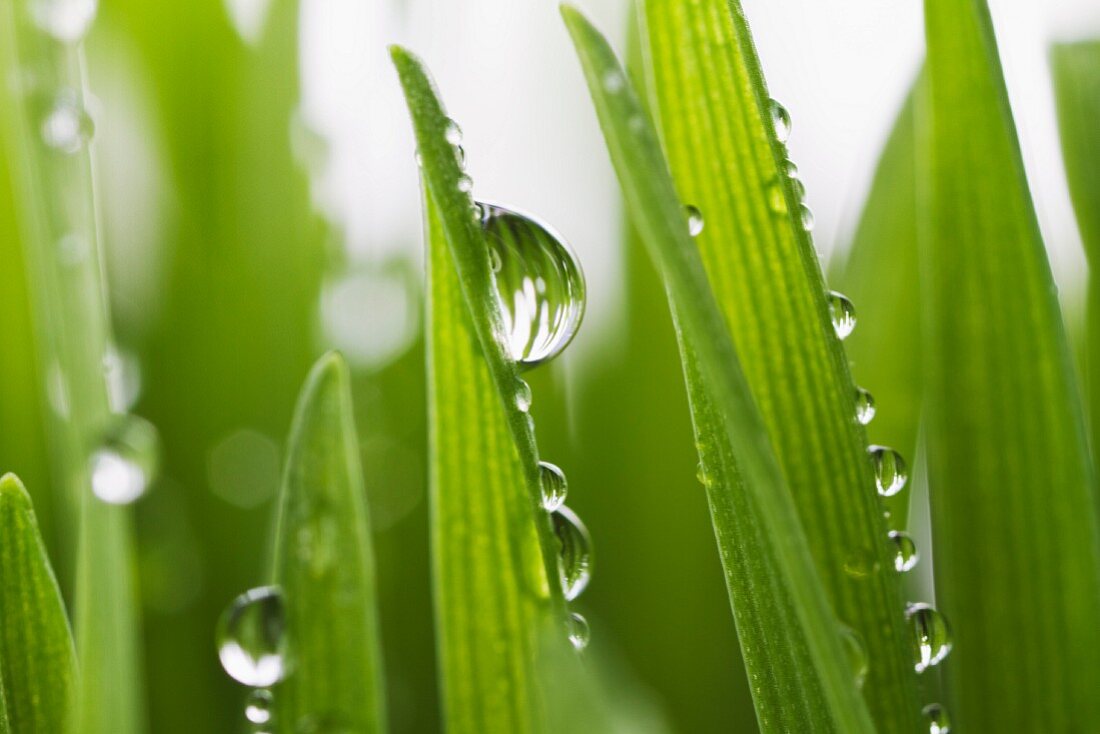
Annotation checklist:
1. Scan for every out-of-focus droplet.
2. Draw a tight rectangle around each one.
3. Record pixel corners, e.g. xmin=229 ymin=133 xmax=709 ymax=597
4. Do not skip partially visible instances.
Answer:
xmin=568 ymin=612 xmax=590 ymax=651
xmin=89 ymin=414 xmax=161 ymax=505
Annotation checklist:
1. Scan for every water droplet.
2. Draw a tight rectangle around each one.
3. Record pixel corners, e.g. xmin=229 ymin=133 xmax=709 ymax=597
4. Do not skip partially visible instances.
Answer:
xmin=89 ymin=414 xmax=161 ymax=505
xmin=217 ymin=586 xmax=290 ymax=687
xmin=538 ymin=461 xmax=568 ymax=512
xmin=855 ymin=387 xmax=876 ymax=425
xmin=784 ymin=159 xmax=798 ymax=178
xmin=457 ymin=175 xmax=473 ymax=194
xmin=444 ymin=118 xmax=463 ymax=146
xmin=696 ymin=462 xmax=708 ymax=486
xmin=869 ymin=446 xmax=908 ymax=497
xmin=769 ymin=99 xmax=791 ymax=143
xmin=799 ymin=204 xmax=815 ymax=231
xmin=454 ymin=145 xmax=466 ymax=168
xmin=839 ymin=624 xmax=869 ymax=688
xmin=686 ymin=206 xmax=705 ymax=236
xmin=246 ymin=689 xmax=274 ymax=725
xmin=922 ymin=703 xmax=951 ymax=734
xmin=827 ymin=291 xmax=857 ymax=340
xmin=889 ymin=531 xmax=919 ymax=572
xmin=515 ymin=378 xmax=533 ymax=413
xmin=41 ymin=93 xmax=94 ymax=154
xmin=551 ymin=506 xmax=592 ymax=601
xmin=790 ymin=177 xmax=806 ymax=199
xmin=603 ymin=70 xmax=625 ymax=93
xmin=30 ymin=0 xmax=97 ymax=42
xmin=906 ymin=603 xmax=952 ymax=673
xmin=568 ymin=612 xmax=590 ymax=651
xmin=479 ymin=202 xmax=586 ymax=369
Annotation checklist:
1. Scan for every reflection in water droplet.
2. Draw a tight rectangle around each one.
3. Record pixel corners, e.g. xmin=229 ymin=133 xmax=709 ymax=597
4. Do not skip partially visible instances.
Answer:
xmin=855 ymin=387 xmax=876 ymax=425
xmin=686 ymin=206 xmax=705 ymax=236
xmin=906 ymin=603 xmax=952 ymax=673
xmin=104 ymin=345 xmax=143 ymax=412
xmin=827 ymin=291 xmax=857 ymax=340
xmin=538 ymin=461 xmax=568 ymax=512
xmin=457 ymin=175 xmax=473 ymax=194
xmin=89 ymin=414 xmax=161 ymax=505
xmin=217 ymin=586 xmax=290 ymax=687
xmin=799 ymin=204 xmax=815 ymax=231
xmin=551 ymin=506 xmax=592 ymax=601
xmin=922 ymin=703 xmax=951 ymax=734
xmin=246 ymin=688 xmax=274 ymax=724
xmin=839 ymin=624 xmax=869 ymax=688
xmin=30 ymin=0 xmax=97 ymax=41
xmin=444 ymin=118 xmax=463 ymax=146
xmin=889 ymin=531 xmax=919 ymax=572
xmin=868 ymin=445 xmax=908 ymax=497
xmin=769 ymin=99 xmax=791 ymax=143
xmin=568 ymin=612 xmax=590 ymax=651
xmin=41 ymin=93 xmax=94 ymax=154
xmin=515 ymin=378 xmax=533 ymax=413
xmin=479 ymin=202 xmax=586 ymax=369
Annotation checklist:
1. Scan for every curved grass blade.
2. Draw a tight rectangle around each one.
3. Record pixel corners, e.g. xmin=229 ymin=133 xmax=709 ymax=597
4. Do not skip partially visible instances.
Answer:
xmin=562 ymin=7 xmax=874 ymax=732
xmin=924 ymin=1 xmax=1100 ymax=729
xmin=0 ymin=474 xmax=75 ymax=733
xmin=268 ymin=352 xmax=387 ymax=732
xmin=0 ymin=4 xmax=146 ymax=732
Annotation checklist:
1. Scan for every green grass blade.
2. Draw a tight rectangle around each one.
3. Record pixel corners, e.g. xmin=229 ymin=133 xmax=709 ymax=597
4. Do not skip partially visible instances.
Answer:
xmin=562 ymin=7 xmax=874 ymax=732
xmin=0 ymin=474 xmax=74 ymax=732
xmin=392 ymin=46 xmax=571 ymax=733
xmin=924 ymin=1 xmax=1100 ymax=729
xmin=269 ymin=352 xmax=387 ymax=732
xmin=635 ymin=2 xmax=920 ymax=729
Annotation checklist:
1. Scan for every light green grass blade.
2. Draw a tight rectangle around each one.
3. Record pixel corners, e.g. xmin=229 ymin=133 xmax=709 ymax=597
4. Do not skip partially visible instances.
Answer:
xmin=0 ymin=474 xmax=75 ymax=733
xmin=392 ymin=46 xmax=573 ymax=734
xmin=562 ymin=7 xmax=874 ymax=732
xmin=924 ymin=1 xmax=1100 ymax=730
xmin=269 ymin=352 xmax=387 ymax=732
xmin=0 ymin=3 xmax=145 ymax=732
xmin=634 ymin=2 xmax=920 ymax=730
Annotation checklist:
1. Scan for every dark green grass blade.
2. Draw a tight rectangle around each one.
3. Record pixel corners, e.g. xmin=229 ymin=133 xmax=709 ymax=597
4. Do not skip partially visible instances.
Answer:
xmin=563 ymin=7 xmax=874 ymax=732
xmin=269 ymin=352 xmax=387 ymax=732
xmin=924 ymin=1 xmax=1100 ymax=729
xmin=0 ymin=474 xmax=73 ymax=733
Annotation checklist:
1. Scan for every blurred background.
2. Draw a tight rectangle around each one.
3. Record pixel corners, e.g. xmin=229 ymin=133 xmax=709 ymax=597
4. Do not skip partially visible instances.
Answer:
xmin=10 ymin=0 xmax=1100 ymax=730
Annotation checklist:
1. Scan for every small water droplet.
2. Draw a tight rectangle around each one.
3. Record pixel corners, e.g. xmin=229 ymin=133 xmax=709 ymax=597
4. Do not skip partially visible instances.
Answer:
xmin=889 ymin=531 xmax=919 ymax=572
xmin=514 ymin=378 xmax=533 ymax=413
xmin=799 ymin=204 xmax=815 ymax=231
xmin=603 ymin=70 xmax=625 ymax=93
xmin=216 ymin=586 xmax=290 ymax=687
xmin=479 ymin=202 xmax=586 ymax=369
xmin=827 ymin=291 xmax=857 ymax=340
xmin=246 ymin=689 xmax=274 ymax=725
xmin=30 ymin=0 xmax=97 ymax=41
xmin=869 ymin=445 xmax=908 ymax=497
xmin=686 ymin=205 xmax=704 ymax=236
xmin=41 ymin=93 xmax=94 ymax=154
xmin=444 ymin=118 xmax=463 ymax=146
xmin=922 ymin=703 xmax=951 ymax=734
xmin=89 ymin=414 xmax=161 ymax=505
xmin=839 ymin=624 xmax=869 ymax=688
xmin=855 ymin=387 xmax=876 ymax=425
xmin=769 ymin=99 xmax=791 ymax=143
xmin=457 ymin=175 xmax=473 ymax=194
xmin=784 ymin=159 xmax=798 ymax=177
xmin=790 ymin=177 xmax=806 ymax=199
xmin=538 ymin=461 xmax=568 ymax=512
xmin=568 ymin=612 xmax=590 ymax=651
xmin=454 ymin=145 xmax=466 ymax=168
xmin=551 ymin=506 xmax=592 ymax=601
xmin=906 ymin=603 xmax=952 ymax=673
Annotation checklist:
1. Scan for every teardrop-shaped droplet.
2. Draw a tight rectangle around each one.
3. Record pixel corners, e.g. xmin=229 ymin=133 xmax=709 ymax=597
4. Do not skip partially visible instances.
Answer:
xmin=889 ymin=531 xmax=919 ymax=572
xmin=41 ymin=93 xmax=94 ymax=154
xmin=538 ymin=461 xmax=568 ymax=512
xmin=444 ymin=118 xmax=463 ymax=146
xmin=799 ymin=204 xmax=815 ymax=231
xmin=922 ymin=703 xmax=951 ymax=734
xmin=246 ymin=689 xmax=274 ymax=725
xmin=479 ymin=202 xmax=586 ymax=369
xmin=30 ymin=0 xmax=97 ymax=42
xmin=855 ymin=386 xmax=876 ymax=425
xmin=216 ymin=586 xmax=290 ymax=687
xmin=551 ymin=506 xmax=592 ymax=601
xmin=89 ymin=414 xmax=160 ymax=505
xmin=769 ymin=99 xmax=792 ymax=143
xmin=869 ymin=445 xmax=908 ymax=497
xmin=784 ymin=159 xmax=799 ymax=178
xmin=568 ymin=612 xmax=590 ymax=651
xmin=906 ymin=603 xmax=952 ymax=673
xmin=827 ymin=291 xmax=857 ymax=340
xmin=515 ymin=378 xmax=533 ymax=413
xmin=686 ymin=205 xmax=705 ymax=237
xmin=839 ymin=624 xmax=869 ymax=688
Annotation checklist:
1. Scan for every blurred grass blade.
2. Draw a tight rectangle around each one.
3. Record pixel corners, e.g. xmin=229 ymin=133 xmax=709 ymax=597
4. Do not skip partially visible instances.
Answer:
xmin=924 ymin=1 xmax=1100 ymax=729
xmin=562 ymin=6 xmax=874 ymax=732
xmin=269 ymin=352 xmax=387 ymax=732
xmin=392 ymin=46 xmax=571 ymax=733
xmin=0 ymin=3 xmax=145 ymax=732
xmin=0 ymin=474 xmax=74 ymax=732
xmin=1052 ymin=41 xmax=1100 ymax=443
xmin=636 ymin=1 xmax=920 ymax=729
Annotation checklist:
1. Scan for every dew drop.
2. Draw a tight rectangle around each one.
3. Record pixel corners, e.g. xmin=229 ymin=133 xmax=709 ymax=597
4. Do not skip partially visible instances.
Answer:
xmin=538 ymin=461 xmax=568 ymax=512
xmin=30 ymin=0 xmax=97 ymax=42
xmin=515 ymin=378 xmax=533 ymax=413
xmin=454 ymin=145 xmax=466 ymax=168
xmin=603 ymin=70 xmax=625 ymax=93
xmin=444 ymin=118 xmax=463 ymax=146
xmin=769 ymin=98 xmax=791 ymax=143
xmin=839 ymin=624 xmax=869 ymax=688
xmin=906 ymin=603 xmax=952 ymax=673
xmin=784 ymin=159 xmax=798 ymax=178
xmin=217 ymin=586 xmax=290 ymax=687
xmin=41 ymin=93 xmax=94 ymax=154
xmin=790 ymin=177 xmax=806 ymax=199
xmin=568 ymin=612 xmax=590 ymax=651
xmin=89 ymin=414 xmax=160 ymax=505
xmin=457 ymin=175 xmax=473 ymax=194
xmin=889 ymin=531 xmax=919 ymax=572
xmin=246 ymin=689 xmax=274 ymax=725
xmin=799 ymin=204 xmax=815 ymax=232
xmin=868 ymin=445 xmax=908 ymax=497
xmin=827 ymin=291 xmax=857 ymax=340
xmin=686 ymin=205 xmax=705 ymax=237
xmin=855 ymin=387 xmax=876 ymax=425
xmin=922 ymin=703 xmax=951 ymax=734
xmin=551 ymin=506 xmax=592 ymax=601
xmin=479 ymin=202 xmax=586 ymax=369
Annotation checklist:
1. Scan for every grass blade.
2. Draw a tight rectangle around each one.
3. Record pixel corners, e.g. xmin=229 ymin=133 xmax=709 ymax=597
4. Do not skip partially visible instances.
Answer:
xmin=562 ymin=6 xmax=874 ymax=732
xmin=924 ymin=1 xmax=1100 ymax=729
xmin=269 ymin=352 xmax=387 ymax=732
xmin=0 ymin=474 xmax=75 ymax=732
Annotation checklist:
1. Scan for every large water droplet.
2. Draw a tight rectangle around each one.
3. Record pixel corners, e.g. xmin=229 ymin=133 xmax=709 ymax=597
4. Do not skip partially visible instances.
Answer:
xmin=869 ymin=446 xmax=908 ymax=497
xmin=769 ymin=99 xmax=791 ymax=143
xmin=889 ymin=531 xmax=919 ymax=572
xmin=855 ymin=387 xmax=876 ymax=425
xmin=41 ymin=93 xmax=94 ymax=154
xmin=906 ymin=603 xmax=952 ymax=673
xmin=686 ymin=205 xmax=705 ymax=237
xmin=922 ymin=703 xmax=951 ymax=734
xmin=551 ymin=506 xmax=592 ymax=601
xmin=479 ymin=202 xmax=586 ymax=369
xmin=89 ymin=414 xmax=160 ymax=505
xmin=568 ymin=612 xmax=590 ymax=651
xmin=30 ymin=0 xmax=97 ymax=42
xmin=538 ymin=461 xmax=568 ymax=512
xmin=827 ymin=291 xmax=857 ymax=340
xmin=217 ymin=586 xmax=290 ymax=687
xmin=246 ymin=689 xmax=274 ymax=725
xmin=839 ymin=624 xmax=869 ymax=688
